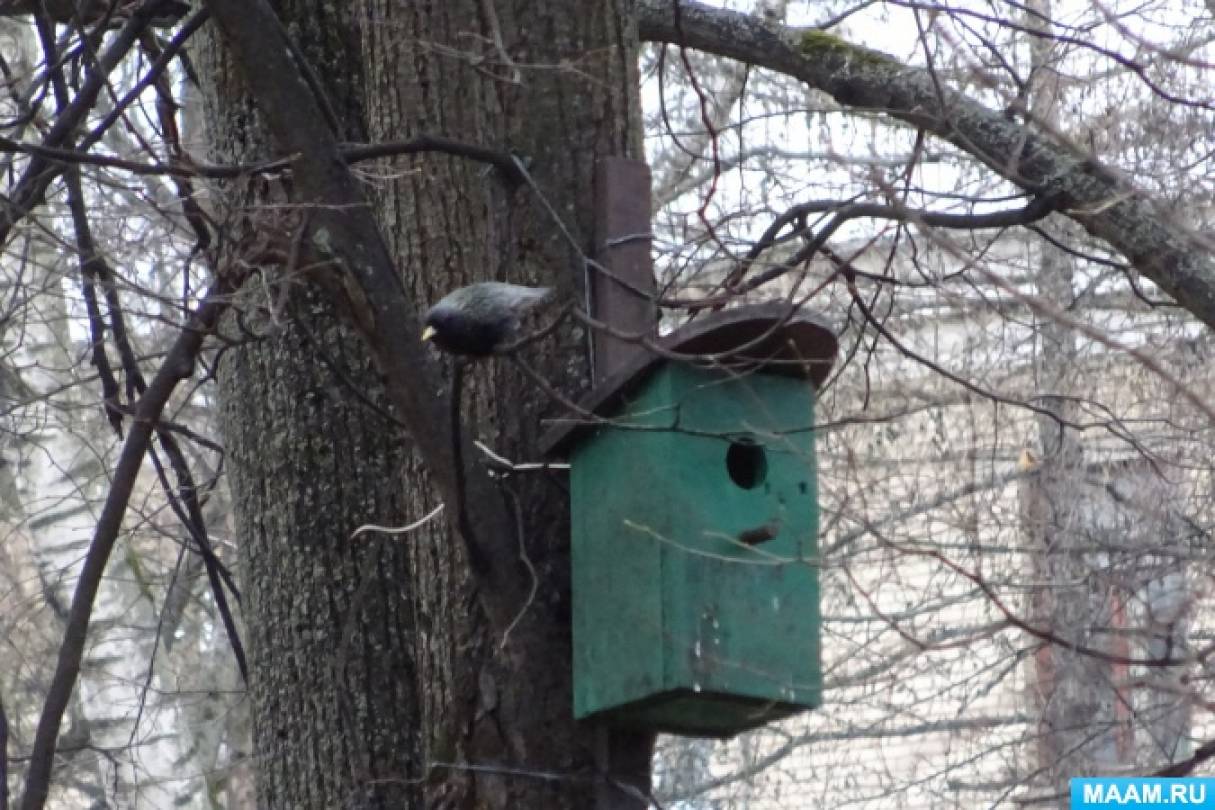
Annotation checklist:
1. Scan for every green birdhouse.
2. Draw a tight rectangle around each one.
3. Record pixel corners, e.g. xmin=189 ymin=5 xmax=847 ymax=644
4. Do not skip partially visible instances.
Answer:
xmin=543 ymin=303 xmax=837 ymax=737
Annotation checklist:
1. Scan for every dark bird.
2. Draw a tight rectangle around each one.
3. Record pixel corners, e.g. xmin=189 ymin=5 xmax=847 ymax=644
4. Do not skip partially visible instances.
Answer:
xmin=422 ymin=282 xmax=553 ymax=356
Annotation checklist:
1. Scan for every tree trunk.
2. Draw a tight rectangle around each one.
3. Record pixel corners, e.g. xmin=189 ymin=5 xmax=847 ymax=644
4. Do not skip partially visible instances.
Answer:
xmin=195 ymin=6 xmax=422 ymax=808
xmin=1021 ymin=8 xmax=1123 ymax=800
xmin=358 ymin=2 xmax=649 ymax=806
xmin=197 ymin=1 xmax=651 ymax=807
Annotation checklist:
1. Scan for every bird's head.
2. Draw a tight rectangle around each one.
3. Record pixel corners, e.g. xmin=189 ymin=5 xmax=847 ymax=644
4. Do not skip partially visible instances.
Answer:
xmin=420 ymin=318 xmax=439 ymax=344
xmin=420 ymin=300 xmax=500 ymax=356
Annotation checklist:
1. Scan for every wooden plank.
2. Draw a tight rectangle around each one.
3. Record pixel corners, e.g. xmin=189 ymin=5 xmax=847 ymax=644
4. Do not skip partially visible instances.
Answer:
xmin=590 ymin=158 xmax=657 ymax=384
xmin=590 ymin=158 xmax=659 ymax=810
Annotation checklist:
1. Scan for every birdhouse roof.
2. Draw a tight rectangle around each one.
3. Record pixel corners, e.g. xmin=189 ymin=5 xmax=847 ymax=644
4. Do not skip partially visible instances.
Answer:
xmin=541 ymin=303 xmax=837 ymax=456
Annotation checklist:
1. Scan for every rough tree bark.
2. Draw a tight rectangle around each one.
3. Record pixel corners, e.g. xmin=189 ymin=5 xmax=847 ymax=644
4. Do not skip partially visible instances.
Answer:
xmin=196 ymin=1 xmax=651 ymax=808
xmin=194 ymin=6 xmax=421 ymax=808
xmin=356 ymin=1 xmax=649 ymax=806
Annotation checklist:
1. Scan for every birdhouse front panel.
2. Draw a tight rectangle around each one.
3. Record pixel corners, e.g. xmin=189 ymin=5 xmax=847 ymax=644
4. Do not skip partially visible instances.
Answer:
xmin=571 ymin=363 xmax=822 ymax=736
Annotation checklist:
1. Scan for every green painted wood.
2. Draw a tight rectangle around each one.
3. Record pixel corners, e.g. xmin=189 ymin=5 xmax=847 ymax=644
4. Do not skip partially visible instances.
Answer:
xmin=571 ymin=363 xmax=822 ymax=736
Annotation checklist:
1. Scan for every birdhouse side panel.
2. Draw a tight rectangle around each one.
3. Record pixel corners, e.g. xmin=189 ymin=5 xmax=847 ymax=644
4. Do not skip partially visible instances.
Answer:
xmin=570 ymin=423 xmax=674 ymax=720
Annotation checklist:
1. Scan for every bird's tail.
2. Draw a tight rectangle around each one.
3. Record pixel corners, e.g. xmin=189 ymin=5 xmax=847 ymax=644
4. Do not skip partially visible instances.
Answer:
xmin=515 ymin=285 xmax=555 ymax=309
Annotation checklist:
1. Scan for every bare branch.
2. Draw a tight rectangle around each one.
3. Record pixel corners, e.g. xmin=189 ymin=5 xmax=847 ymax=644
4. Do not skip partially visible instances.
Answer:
xmin=637 ymin=0 xmax=1215 ymax=330
xmin=18 ymin=281 xmax=236 ymax=810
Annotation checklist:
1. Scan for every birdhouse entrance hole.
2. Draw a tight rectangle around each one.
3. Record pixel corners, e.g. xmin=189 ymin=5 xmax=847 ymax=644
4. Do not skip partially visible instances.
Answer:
xmin=726 ymin=439 xmax=767 ymax=490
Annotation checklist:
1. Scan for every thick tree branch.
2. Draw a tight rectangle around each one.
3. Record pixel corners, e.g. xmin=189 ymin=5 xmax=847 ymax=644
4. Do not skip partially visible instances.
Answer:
xmin=37 ymin=16 xmax=248 ymax=684
xmin=199 ymin=0 xmax=527 ymax=632
xmin=637 ymin=0 xmax=1215 ymax=331
xmin=18 ymin=283 xmax=235 ymax=810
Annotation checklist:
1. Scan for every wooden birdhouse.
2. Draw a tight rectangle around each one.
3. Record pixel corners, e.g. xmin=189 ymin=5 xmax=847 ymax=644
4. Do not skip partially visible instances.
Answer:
xmin=543 ymin=303 xmax=837 ymax=737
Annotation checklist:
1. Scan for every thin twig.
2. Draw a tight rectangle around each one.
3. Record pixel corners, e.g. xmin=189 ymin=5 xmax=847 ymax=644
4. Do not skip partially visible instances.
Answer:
xmin=350 ymin=504 xmax=446 ymax=540
xmin=498 ymin=487 xmax=538 ymax=651
xmin=474 ymin=440 xmax=569 ymax=472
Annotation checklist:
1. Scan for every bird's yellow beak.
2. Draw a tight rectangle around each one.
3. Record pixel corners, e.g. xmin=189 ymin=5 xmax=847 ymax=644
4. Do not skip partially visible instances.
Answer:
xmin=421 ymin=326 xmax=436 ymax=342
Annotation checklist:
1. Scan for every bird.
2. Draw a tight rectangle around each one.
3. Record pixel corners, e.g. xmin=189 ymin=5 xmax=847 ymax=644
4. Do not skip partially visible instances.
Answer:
xmin=421 ymin=282 xmax=553 ymax=356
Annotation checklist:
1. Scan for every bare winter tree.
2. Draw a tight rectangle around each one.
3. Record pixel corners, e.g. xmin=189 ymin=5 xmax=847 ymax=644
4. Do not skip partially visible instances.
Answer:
xmin=639 ymin=1 xmax=1215 ymax=806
